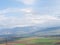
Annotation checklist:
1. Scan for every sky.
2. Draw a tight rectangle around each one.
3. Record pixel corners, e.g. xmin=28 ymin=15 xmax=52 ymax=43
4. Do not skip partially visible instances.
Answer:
xmin=0 ymin=0 xmax=60 ymax=28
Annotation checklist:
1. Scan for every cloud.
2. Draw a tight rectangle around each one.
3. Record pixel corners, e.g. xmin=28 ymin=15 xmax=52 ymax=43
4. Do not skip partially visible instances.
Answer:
xmin=21 ymin=8 xmax=32 ymax=13
xmin=0 ymin=8 xmax=21 ymax=15
xmin=26 ymin=15 xmax=60 ymax=27
xmin=0 ymin=8 xmax=60 ymax=28
xmin=0 ymin=8 xmax=32 ymax=15
xmin=0 ymin=8 xmax=33 ymax=28
xmin=15 ymin=0 xmax=35 ymax=5
xmin=0 ymin=14 xmax=60 ymax=28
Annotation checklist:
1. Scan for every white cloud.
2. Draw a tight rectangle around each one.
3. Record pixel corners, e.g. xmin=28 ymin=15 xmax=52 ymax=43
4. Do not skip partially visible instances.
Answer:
xmin=0 ymin=14 xmax=60 ymax=28
xmin=21 ymin=8 xmax=32 ymax=13
xmin=0 ymin=8 xmax=32 ymax=15
xmin=15 ymin=0 xmax=35 ymax=5
xmin=0 ymin=8 xmax=21 ymax=15
xmin=0 ymin=8 xmax=60 ymax=28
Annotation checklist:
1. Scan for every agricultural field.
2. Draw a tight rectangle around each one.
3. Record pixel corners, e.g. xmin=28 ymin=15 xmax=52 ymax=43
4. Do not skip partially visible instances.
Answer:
xmin=0 ymin=37 xmax=60 ymax=45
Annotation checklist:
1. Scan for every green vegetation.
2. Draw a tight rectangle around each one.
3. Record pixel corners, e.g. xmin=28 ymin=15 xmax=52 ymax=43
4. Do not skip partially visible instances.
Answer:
xmin=0 ymin=37 xmax=60 ymax=45
xmin=29 ymin=38 xmax=57 ymax=43
xmin=15 ymin=44 xmax=25 ymax=45
xmin=26 ymin=38 xmax=60 ymax=45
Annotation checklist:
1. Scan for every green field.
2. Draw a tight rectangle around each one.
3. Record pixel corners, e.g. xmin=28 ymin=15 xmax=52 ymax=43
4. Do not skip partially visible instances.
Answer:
xmin=14 ymin=38 xmax=60 ymax=45
xmin=16 ymin=44 xmax=25 ymax=45
xmin=0 ymin=37 xmax=60 ymax=45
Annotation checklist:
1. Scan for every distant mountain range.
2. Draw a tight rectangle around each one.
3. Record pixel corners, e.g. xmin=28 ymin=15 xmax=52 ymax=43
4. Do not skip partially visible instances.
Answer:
xmin=0 ymin=26 xmax=60 ymax=37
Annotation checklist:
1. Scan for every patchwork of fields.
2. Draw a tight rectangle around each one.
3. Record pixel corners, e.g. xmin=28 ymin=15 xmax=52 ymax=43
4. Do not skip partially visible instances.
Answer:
xmin=0 ymin=37 xmax=60 ymax=45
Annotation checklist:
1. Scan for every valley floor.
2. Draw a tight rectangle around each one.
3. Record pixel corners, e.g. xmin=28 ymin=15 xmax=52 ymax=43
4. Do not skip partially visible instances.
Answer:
xmin=0 ymin=37 xmax=60 ymax=45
